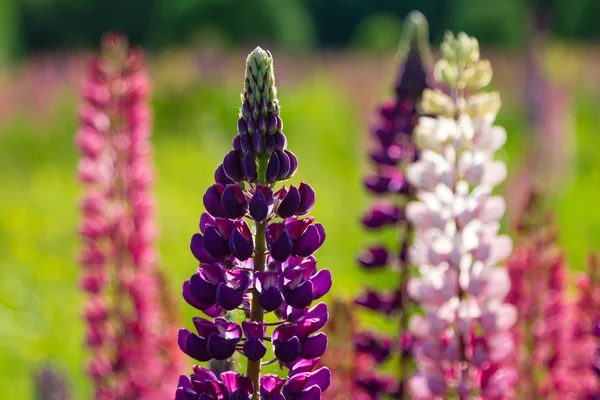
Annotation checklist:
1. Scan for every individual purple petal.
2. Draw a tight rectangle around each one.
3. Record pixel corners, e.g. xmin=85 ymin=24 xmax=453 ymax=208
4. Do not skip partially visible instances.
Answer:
xmin=305 ymin=367 xmax=331 ymax=392
xmin=285 ymin=280 xmax=314 ymax=309
xmin=289 ymin=358 xmax=319 ymax=376
xmin=285 ymin=217 xmax=313 ymax=240
xmin=284 ymin=150 xmax=298 ymax=179
xmin=358 ymin=246 xmax=389 ymax=269
xmin=267 ymin=224 xmax=294 ymax=262
xmin=203 ymin=184 xmax=226 ymax=218
xmin=215 ymin=164 xmax=234 ymax=185
xmin=223 ymin=150 xmax=244 ymax=182
xmin=297 ymin=183 xmax=315 ymax=216
xmin=229 ymin=229 xmax=254 ymax=261
xmin=243 ymin=151 xmax=258 ymax=183
xmin=240 ymin=133 xmax=252 ymax=154
xmin=259 ymin=285 xmax=284 ymax=312
xmin=189 ymin=272 xmax=218 ymax=306
xmin=276 ymin=150 xmax=291 ymax=180
xmin=238 ymin=118 xmax=249 ymax=135
xmin=300 ymin=332 xmax=328 ymax=359
xmin=216 ymin=283 xmax=244 ymax=311
xmin=296 ymin=303 xmax=329 ymax=336
xmin=252 ymin=131 xmax=265 ymax=154
xmin=199 ymin=212 xmax=216 ymax=233
xmin=265 ymin=132 xmax=275 ymax=154
xmin=190 ymin=233 xmax=217 ymax=263
xmin=207 ymin=333 xmax=237 ymax=360
xmin=310 ymin=269 xmax=332 ymax=299
xmin=244 ymin=337 xmax=267 ymax=362
xmin=274 ymin=132 xmax=287 ymax=151
xmin=178 ymin=329 xmax=211 ymax=362
xmin=267 ymin=113 xmax=277 ymax=135
xmin=182 ymin=279 xmax=208 ymax=310
xmin=232 ymin=135 xmax=241 ymax=151
xmin=221 ymin=185 xmax=248 ymax=219
xmin=277 ymin=186 xmax=300 ymax=218
xmin=293 ymin=224 xmax=323 ymax=257
xmin=249 ymin=185 xmax=274 ymax=222
xmin=202 ymin=226 xmax=230 ymax=259
xmin=266 ymin=152 xmax=280 ymax=183
xmin=260 ymin=375 xmax=286 ymax=399
xmin=274 ymin=335 xmax=301 ymax=364
xmin=362 ymin=203 xmax=404 ymax=229
xmin=221 ymin=372 xmax=254 ymax=398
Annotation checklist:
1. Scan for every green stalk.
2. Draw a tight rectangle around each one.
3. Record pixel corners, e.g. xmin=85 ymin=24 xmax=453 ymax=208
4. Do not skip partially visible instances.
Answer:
xmin=247 ymin=155 xmax=269 ymax=399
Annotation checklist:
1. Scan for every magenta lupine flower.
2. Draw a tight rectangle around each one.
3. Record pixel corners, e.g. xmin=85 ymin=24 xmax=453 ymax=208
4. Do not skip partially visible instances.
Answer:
xmin=405 ymin=32 xmax=516 ymax=399
xmin=77 ymin=33 xmax=178 ymax=399
xmin=351 ymin=12 xmax=432 ymax=398
xmin=176 ymin=47 xmax=332 ymax=400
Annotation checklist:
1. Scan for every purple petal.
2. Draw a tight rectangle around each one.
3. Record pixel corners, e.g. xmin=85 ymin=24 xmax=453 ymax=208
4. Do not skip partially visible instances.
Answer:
xmin=189 ymin=273 xmax=218 ymax=306
xmin=277 ymin=185 xmax=300 ymax=218
xmin=243 ymin=150 xmax=258 ymax=183
xmin=306 ymin=367 xmax=331 ymax=392
xmin=279 ymin=268 xmax=306 ymax=291
xmin=297 ymin=183 xmax=315 ymax=216
xmin=182 ymin=279 xmax=209 ymax=310
xmin=266 ymin=152 xmax=280 ymax=183
xmin=207 ymin=333 xmax=237 ymax=360
xmin=252 ymin=131 xmax=265 ymax=153
xmin=221 ymin=185 xmax=248 ymax=219
xmin=300 ymin=332 xmax=328 ymax=359
xmin=203 ymin=226 xmax=230 ymax=259
xmin=243 ymin=337 xmax=267 ymax=362
xmin=190 ymin=233 xmax=217 ymax=263
xmin=238 ymin=118 xmax=248 ymax=135
xmin=270 ymin=230 xmax=293 ymax=262
xmin=293 ymin=225 xmax=322 ymax=257
xmin=249 ymin=190 xmax=269 ymax=222
xmin=199 ymin=212 xmax=216 ymax=233
xmin=297 ymin=303 xmax=329 ymax=335
xmin=285 ymin=218 xmax=313 ymax=240
xmin=259 ymin=286 xmax=284 ymax=312
xmin=274 ymin=132 xmax=287 ymax=151
xmin=274 ymin=336 xmax=301 ymax=363
xmin=223 ymin=150 xmax=244 ymax=182
xmin=215 ymin=164 xmax=234 ymax=185
xmin=265 ymin=133 xmax=275 ymax=154
xmin=284 ymin=150 xmax=298 ymax=179
xmin=310 ymin=269 xmax=332 ymax=299
xmin=203 ymin=184 xmax=226 ymax=218
xmin=358 ymin=246 xmax=389 ymax=269
xmin=260 ymin=375 xmax=285 ymax=397
xmin=178 ymin=329 xmax=211 ymax=362
xmin=289 ymin=358 xmax=319 ymax=376
xmin=175 ymin=387 xmax=197 ymax=400
xmin=216 ymin=283 xmax=244 ymax=311
xmin=276 ymin=150 xmax=291 ymax=180
xmin=242 ymin=321 xmax=266 ymax=338
xmin=285 ymin=281 xmax=314 ymax=309
xmin=229 ymin=229 xmax=254 ymax=261
xmin=240 ymin=133 xmax=252 ymax=154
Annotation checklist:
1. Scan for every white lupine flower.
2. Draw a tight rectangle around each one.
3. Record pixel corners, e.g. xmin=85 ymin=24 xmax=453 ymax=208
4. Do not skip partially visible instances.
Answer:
xmin=407 ymin=31 xmax=516 ymax=400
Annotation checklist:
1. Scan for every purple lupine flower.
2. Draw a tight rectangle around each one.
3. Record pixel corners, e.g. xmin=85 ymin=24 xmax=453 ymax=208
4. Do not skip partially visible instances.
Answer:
xmin=176 ymin=47 xmax=331 ymax=399
xmin=406 ymin=32 xmax=516 ymax=398
xmin=351 ymin=11 xmax=432 ymax=398
xmin=77 ymin=33 xmax=178 ymax=399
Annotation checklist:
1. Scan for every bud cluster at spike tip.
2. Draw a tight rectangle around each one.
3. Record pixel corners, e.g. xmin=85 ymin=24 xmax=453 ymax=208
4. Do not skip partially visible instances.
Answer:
xmin=405 ymin=32 xmax=517 ymax=399
xmin=349 ymin=11 xmax=432 ymax=399
xmin=77 ymin=33 xmax=181 ymax=399
xmin=176 ymin=47 xmax=332 ymax=400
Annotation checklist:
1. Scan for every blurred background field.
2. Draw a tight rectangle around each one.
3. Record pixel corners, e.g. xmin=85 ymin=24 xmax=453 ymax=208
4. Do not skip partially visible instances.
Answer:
xmin=1 ymin=0 xmax=600 ymax=398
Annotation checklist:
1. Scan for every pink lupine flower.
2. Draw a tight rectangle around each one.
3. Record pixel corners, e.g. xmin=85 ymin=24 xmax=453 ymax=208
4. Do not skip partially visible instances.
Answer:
xmin=77 ymin=33 xmax=180 ymax=399
xmin=405 ymin=32 xmax=516 ymax=399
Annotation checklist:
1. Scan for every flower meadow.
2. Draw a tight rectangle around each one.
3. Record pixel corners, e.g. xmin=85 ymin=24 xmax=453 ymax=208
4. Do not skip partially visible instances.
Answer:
xmin=0 ymin=10 xmax=599 ymax=400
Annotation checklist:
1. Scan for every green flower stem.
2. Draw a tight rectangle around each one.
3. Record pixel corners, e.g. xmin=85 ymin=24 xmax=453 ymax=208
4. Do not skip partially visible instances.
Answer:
xmin=247 ymin=158 xmax=269 ymax=399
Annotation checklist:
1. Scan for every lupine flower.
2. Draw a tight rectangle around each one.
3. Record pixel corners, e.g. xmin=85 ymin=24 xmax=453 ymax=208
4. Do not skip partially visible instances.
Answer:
xmin=350 ymin=11 xmax=432 ymax=398
xmin=77 ymin=33 xmax=179 ymax=399
xmin=176 ymin=47 xmax=332 ymax=400
xmin=405 ymin=32 xmax=516 ymax=399
xmin=506 ymin=193 xmax=600 ymax=399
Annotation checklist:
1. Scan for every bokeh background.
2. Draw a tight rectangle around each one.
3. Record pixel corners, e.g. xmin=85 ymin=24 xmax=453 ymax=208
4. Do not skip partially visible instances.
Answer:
xmin=1 ymin=0 xmax=599 ymax=398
